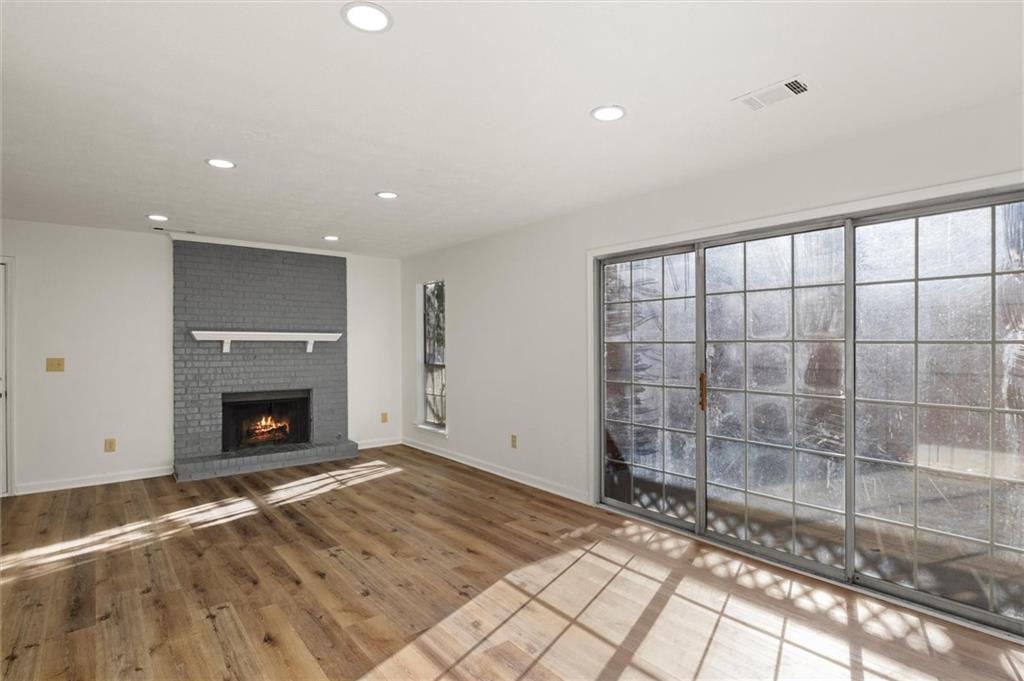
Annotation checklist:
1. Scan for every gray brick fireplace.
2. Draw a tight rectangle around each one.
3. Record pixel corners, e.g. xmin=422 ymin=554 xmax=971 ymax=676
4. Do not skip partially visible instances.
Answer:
xmin=173 ymin=241 xmax=357 ymax=480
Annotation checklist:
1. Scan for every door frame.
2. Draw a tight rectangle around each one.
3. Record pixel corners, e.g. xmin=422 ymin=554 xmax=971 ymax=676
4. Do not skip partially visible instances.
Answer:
xmin=0 ymin=256 xmax=13 ymax=497
xmin=592 ymin=187 xmax=1024 ymax=637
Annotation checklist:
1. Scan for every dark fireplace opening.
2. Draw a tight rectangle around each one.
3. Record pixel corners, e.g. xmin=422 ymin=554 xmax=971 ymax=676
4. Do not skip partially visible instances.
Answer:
xmin=222 ymin=390 xmax=310 ymax=452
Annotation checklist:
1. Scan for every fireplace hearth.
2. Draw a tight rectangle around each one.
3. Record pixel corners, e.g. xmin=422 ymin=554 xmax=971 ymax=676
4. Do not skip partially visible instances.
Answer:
xmin=222 ymin=390 xmax=310 ymax=452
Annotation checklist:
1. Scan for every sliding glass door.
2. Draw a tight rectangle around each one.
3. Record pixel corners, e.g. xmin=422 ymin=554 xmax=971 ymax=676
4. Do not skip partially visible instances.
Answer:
xmin=703 ymin=227 xmax=848 ymax=571
xmin=599 ymin=192 xmax=1024 ymax=635
xmin=852 ymin=205 xmax=1024 ymax=622
xmin=602 ymin=250 xmax=700 ymax=527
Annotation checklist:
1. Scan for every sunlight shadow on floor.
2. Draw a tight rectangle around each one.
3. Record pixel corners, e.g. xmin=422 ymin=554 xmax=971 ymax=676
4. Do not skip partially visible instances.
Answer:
xmin=1 ymin=459 xmax=400 ymax=584
xmin=356 ymin=520 xmax=1020 ymax=681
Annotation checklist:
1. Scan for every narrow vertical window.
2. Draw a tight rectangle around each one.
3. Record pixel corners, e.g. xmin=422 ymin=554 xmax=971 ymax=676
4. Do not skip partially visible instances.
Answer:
xmin=423 ymin=281 xmax=446 ymax=428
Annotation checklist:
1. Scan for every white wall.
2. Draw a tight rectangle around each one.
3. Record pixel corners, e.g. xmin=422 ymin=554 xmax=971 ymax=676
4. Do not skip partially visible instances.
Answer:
xmin=1 ymin=220 xmax=402 ymax=494
xmin=3 ymin=220 xmax=175 ymax=493
xmin=400 ymin=95 xmax=1024 ymax=503
xmin=346 ymin=255 xmax=403 ymax=448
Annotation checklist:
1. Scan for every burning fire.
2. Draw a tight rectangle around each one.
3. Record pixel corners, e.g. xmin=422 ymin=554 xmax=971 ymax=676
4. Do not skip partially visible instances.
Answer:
xmin=246 ymin=414 xmax=290 ymax=443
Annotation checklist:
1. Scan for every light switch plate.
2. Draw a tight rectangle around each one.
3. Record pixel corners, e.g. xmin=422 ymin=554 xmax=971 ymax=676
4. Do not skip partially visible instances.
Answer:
xmin=46 ymin=357 xmax=65 ymax=372
xmin=510 ymin=434 xmax=518 ymax=449
xmin=104 ymin=438 xmax=117 ymax=453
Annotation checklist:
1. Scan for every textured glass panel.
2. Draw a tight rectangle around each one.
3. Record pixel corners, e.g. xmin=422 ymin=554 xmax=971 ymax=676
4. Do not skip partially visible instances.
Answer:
xmin=915 ymin=531 xmax=990 ymax=610
xmin=919 ymin=208 xmax=992 ymax=278
xmin=604 ymin=262 xmax=631 ymax=303
xmin=747 ymin=444 xmax=792 ymax=500
xmin=856 ymin=220 xmax=915 ymax=283
xmin=746 ymin=235 xmax=792 ymax=290
xmin=632 ymin=465 xmax=664 ymax=513
xmin=994 ymin=413 xmax=1024 ymax=480
xmin=633 ymin=385 xmax=663 ymax=426
xmin=995 ymin=342 xmax=1024 ymax=405
xmin=632 ymin=343 xmax=662 ymax=384
xmin=665 ymin=297 xmax=696 ymax=342
xmin=795 ymin=342 xmax=844 ymax=396
xmin=795 ymin=286 xmax=844 ymax=340
xmin=992 ymin=549 xmax=1024 ymax=619
xmin=706 ymin=293 xmax=744 ymax=340
xmin=665 ymin=387 xmax=696 ymax=431
xmin=605 ymin=343 xmax=631 ymax=382
xmin=918 ymin=277 xmax=991 ymax=341
xmin=996 ymin=202 xmax=1024 ymax=273
xmin=665 ymin=343 xmax=696 ymax=387
xmin=425 ymin=366 xmax=446 ymax=396
xmin=748 ymin=394 xmax=792 ymax=446
xmin=857 ymin=460 xmax=914 ymax=523
xmin=856 ymin=283 xmax=915 ymax=341
xmin=794 ymin=227 xmax=844 ymax=286
xmin=919 ymin=343 xmax=990 ymax=408
xmin=747 ymin=343 xmax=792 ymax=394
xmin=996 ymin=274 xmax=1024 ymax=340
xmin=424 ymin=282 xmax=446 ymax=365
xmin=706 ymin=343 xmax=744 ymax=390
xmin=795 ymin=506 xmax=845 ymax=569
xmin=632 ymin=426 xmax=663 ymax=469
xmin=632 ymin=257 xmax=662 ymax=300
xmin=665 ymin=475 xmax=697 ymax=525
xmin=994 ymin=481 xmax=1024 ymax=550
xmin=747 ymin=289 xmax=791 ymax=340
xmin=747 ymin=494 xmax=793 ymax=551
xmin=917 ymin=407 xmax=990 ymax=475
xmin=855 ymin=402 xmax=914 ymax=463
xmin=604 ymin=422 xmax=632 ymax=462
xmin=917 ymin=470 xmax=990 ymax=540
xmin=604 ymin=304 xmax=631 ymax=342
xmin=795 ymin=452 xmax=844 ymax=511
xmin=604 ymin=460 xmax=631 ymax=503
xmin=605 ymin=383 xmax=630 ymax=421
xmin=855 ymin=517 xmax=914 ymax=586
xmin=855 ymin=344 xmax=915 ymax=402
xmin=632 ymin=301 xmax=663 ymax=342
xmin=665 ymin=252 xmax=696 ymax=298
xmin=665 ymin=431 xmax=696 ymax=476
xmin=707 ymin=391 xmax=745 ymax=439
xmin=425 ymin=395 xmax=446 ymax=425
xmin=707 ymin=437 xmax=745 ymax=488
xmin=795 ymin=397 xmax=844 ymax=454
xmin=707 ymin=484 xmax=746 ymax=539
xmin=706 ymin=243 xmax=745 ymax=294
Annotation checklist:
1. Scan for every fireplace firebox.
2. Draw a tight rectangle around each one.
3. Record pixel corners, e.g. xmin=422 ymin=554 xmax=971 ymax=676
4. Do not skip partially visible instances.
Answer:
xmin=222 ymin=390 xmax=310 ymax=452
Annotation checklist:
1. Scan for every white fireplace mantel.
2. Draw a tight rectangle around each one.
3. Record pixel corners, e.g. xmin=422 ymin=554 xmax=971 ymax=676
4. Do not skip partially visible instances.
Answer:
xmin=190 ymin=330 xmax=343 ymax=353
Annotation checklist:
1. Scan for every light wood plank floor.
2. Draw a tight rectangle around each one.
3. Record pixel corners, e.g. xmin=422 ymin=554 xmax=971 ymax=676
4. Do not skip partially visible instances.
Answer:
xmin=1 ymin=444 xmax=1021 ymax=681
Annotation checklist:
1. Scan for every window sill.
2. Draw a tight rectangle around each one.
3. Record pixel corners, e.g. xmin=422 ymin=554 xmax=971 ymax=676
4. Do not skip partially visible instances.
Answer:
xmin=416 ymin=423 xmax=448 ymax=437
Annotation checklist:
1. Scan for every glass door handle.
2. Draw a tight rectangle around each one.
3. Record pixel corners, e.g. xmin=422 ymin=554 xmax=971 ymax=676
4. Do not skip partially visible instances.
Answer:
xmin=699 ymin=372 xmax=707 ymax=411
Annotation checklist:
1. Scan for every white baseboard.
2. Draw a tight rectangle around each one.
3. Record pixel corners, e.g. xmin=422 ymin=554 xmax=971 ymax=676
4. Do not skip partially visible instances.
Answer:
xmin=356 ymin=437 xmax=402 ymax=450
xmin=13 ymin=465 xmax=174 ymax=495
xmin=401 ymin=437 xmax=591 ymax=504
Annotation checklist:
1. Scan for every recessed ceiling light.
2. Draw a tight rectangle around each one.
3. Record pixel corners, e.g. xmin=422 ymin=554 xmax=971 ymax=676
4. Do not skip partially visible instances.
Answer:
xmin=590 ymin=105 xmax=626 ymax=122
xmin=375 ymin=191 xmax=398 ymax=199
xmin=323 ymin=235 xmax=340 ymax=242
xmin=342 ymin=2 xmax=391 ymax=32
xmin=206 ymin=158 xmax=236 ymax=169
xmin=147 ymin=214 xmax=169 ymax=222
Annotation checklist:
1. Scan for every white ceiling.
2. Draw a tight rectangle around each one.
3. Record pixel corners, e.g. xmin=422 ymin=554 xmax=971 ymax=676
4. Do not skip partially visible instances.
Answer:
xmin=3 ymin=1 xmax=1021 ymax=257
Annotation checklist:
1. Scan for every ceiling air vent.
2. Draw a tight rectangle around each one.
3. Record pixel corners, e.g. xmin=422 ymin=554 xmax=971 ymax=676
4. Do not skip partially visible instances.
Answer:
xmin=734 ymin=77 xmax=809 ymax=111
xmin=152 ymin=226 xmax=197 ymax=235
